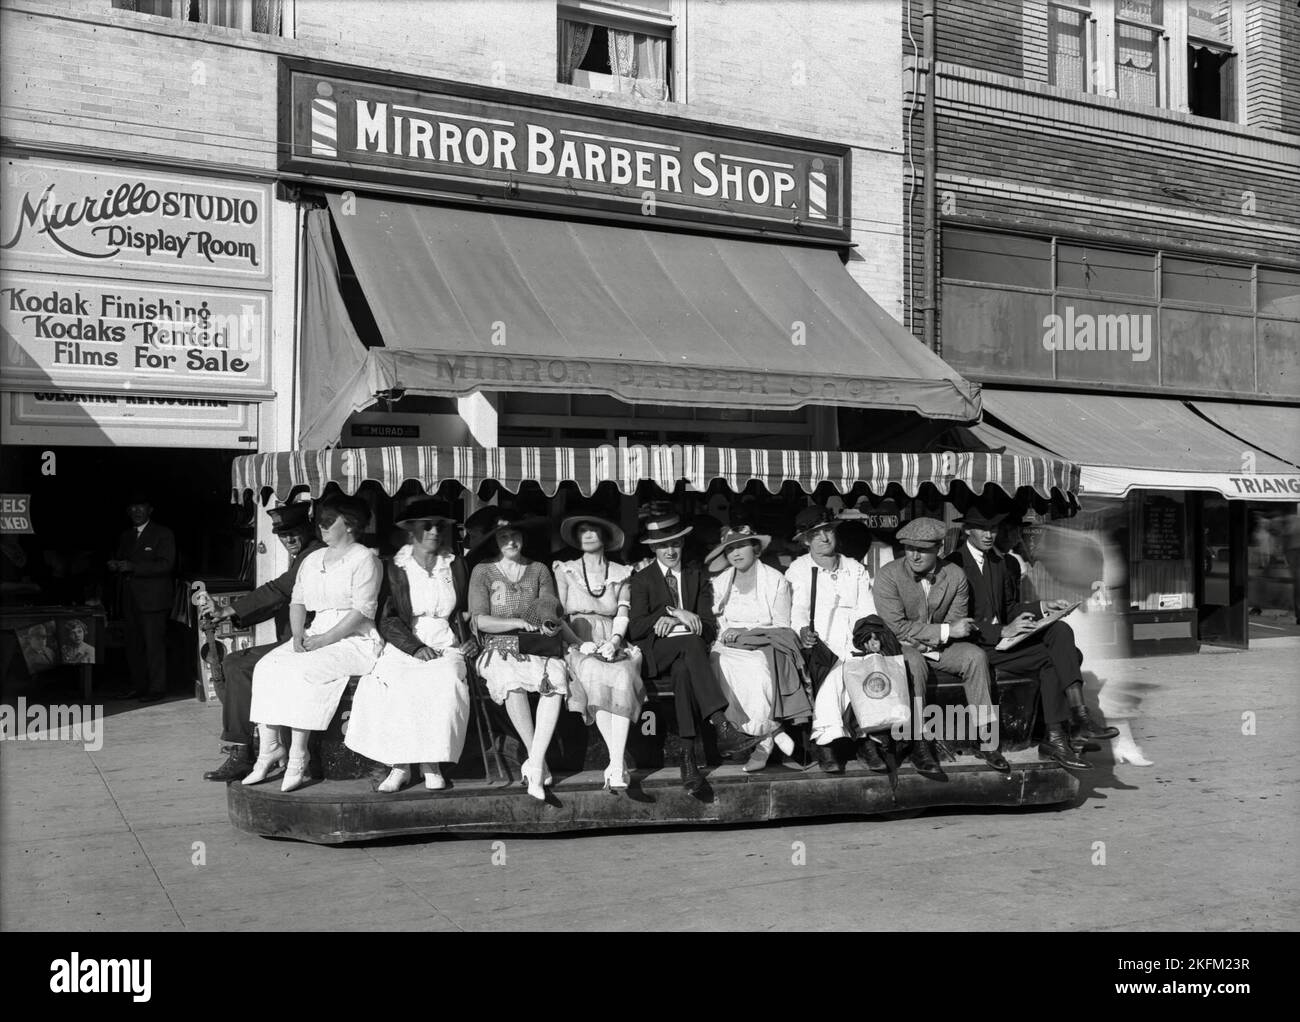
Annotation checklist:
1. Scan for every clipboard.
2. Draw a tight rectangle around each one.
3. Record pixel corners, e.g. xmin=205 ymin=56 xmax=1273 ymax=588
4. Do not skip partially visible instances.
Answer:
xmin=994 ymin=600 xmax=1082 ymax=651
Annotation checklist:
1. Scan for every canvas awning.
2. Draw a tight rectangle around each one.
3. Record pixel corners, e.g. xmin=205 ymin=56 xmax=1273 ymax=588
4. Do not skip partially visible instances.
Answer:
xmin=297 ymin=197 xmax=981 ymax=446
xmin=1188 ymin=401 xmax=1300 ymax=470
xmin=982 ymin=391 xmax=1300 ymax=502
xmin=231 ymin=443 xmax=1079 ymax=505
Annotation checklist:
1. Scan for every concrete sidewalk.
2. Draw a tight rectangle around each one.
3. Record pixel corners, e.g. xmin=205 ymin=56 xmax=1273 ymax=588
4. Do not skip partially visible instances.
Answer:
xmin=2 ymin=640 xmax=1297 ymax=931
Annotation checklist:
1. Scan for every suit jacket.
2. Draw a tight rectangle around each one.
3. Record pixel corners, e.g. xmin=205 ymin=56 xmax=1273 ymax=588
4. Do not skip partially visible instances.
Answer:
xmin=114 ymin=521 xmax=176 ymax=612
xmin=231 ymin=539 xmax=324 ymax=641
xmin=628 ymin=561 xmax=717 ymax=676
xmin=872 ymin=557 xmax=970 ymax=653
xmin=378 ymin=553 xmax=470 ymax=656
xmin=945 ymin=543 xmax=1039 ymax=646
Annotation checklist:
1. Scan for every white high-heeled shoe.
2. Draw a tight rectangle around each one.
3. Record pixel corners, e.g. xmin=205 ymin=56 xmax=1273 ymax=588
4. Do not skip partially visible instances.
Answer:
xmin=281 ymin=753 xmax=312 ymax=792
xmin=603 ymin=763 xmax=629 ymax=792
xmin=742 ymin=737 xmax=774 ymax=773
xmin=1111 ymin=722 xmax=1153 ymax=766
xmin=377 ymin=765 xmax=411 ymax=793
xmin=241 ymin=748 xmax=287 ymax=785
xmin=420 ymin=763 xmax=446 ymax=790
xmin=520 ymin=760 xmax=547 ymax=801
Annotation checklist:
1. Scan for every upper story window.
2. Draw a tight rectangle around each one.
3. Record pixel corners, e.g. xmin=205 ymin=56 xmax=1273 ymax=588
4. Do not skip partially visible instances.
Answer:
xmin=1045 ymin=0 xmax=1242 ymax=122
xmin=111 ymin=0 xmax=285 ymax=35
xmin=557 ymin=0 xmax=678 ymax=102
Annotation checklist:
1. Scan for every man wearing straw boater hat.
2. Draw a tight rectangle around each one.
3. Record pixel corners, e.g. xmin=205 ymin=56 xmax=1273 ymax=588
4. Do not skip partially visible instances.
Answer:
xmin=947 ymin=504 xmax=1117 ymax=770
xmin=627 ymin=508 xmax=761 ymax=795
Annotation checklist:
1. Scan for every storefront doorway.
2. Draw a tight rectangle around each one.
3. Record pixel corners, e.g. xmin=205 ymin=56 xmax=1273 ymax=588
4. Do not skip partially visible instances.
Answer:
xmin=1195 ymin=495 xmax=1247 ymax=648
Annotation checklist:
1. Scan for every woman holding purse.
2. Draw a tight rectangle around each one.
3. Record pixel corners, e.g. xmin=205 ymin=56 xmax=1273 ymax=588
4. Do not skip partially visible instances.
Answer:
xmin=468 ymin=510 xmax=566 ymax=801
xmin=344 ymin=496 xmax=475 ymax=793
xmin=553 ymin=512 xmax=645 ymax=794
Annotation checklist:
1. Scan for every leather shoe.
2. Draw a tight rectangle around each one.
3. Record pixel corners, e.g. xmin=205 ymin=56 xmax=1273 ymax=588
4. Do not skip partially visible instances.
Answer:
xmin=908 ymin=740 xmax=947 ymax=781
xmin=816 ymin=742 xmax=843 ymax=774
xmin=1039 ymin=725 xmax=1090 ymax=769
xmin=137 ymin=691 xmax=166 ymax=704
xmin=712 ymin=717 xmax=761 ymax=758
xmin=1070 ymin=706 xmax=1119 ymax=741
xmin=972 ymin=748 xmax=1012 ymax=773
xmin=856 ymin=738 xmax=889 ymax=773
xmin=680 ymin=746 xmax=705 ymax=797
xmin=203 ymin=745 xmax=253 ymax=782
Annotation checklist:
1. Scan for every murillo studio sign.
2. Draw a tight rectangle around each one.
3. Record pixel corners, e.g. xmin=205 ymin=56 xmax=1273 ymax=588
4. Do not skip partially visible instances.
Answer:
xmin=281 ymin=59 xmax=849 ymax=242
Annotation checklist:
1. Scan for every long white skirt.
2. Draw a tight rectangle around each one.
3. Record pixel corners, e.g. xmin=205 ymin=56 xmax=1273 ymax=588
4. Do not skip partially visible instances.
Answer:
xmin=710 ymin=644 xmax=778 ymax=738
xmin=344 ymin=647 xmax=470 ymax=765
xmin=250 ymin=632 xmax=382 ymax=732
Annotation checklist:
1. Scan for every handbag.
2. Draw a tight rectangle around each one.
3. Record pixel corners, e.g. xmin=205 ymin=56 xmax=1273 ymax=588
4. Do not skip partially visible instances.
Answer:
xmin=800 ymin=565 xmax=839 ymax=695
xmin=842 ymin=652 xmax=911 ymax=735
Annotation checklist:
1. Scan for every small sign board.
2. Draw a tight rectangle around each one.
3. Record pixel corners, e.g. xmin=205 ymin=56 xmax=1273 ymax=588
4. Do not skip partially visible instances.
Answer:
xmin=0 ymin=494 xmax=33 ymax=534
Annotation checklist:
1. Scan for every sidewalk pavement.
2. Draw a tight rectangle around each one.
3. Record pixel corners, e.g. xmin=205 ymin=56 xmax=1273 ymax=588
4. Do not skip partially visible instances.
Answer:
xmin=2 ymin=639 xmax=1297 ymax=931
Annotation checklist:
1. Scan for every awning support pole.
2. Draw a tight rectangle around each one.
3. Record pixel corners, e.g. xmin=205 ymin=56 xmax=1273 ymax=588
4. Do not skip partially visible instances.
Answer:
xmin=922 ymin=0 xmax=939 ymax=355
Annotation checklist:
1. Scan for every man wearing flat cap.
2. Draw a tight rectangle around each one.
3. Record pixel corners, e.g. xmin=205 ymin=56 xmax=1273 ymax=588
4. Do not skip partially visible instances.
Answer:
xmin=947 ymin=506 xmax=1117 ymax=770
xmin=873 ymin=516 xmax=1009 ymax=774
xmin=627 ymin=509 xmax=761 ymax=795
xmin=201 ymin=500 xmax=323 ymax=782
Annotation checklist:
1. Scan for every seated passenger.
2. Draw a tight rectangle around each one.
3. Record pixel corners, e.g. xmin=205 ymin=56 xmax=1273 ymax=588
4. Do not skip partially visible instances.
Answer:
xmin=552 ymin=511 xmax=645 ymax=794
xmin=244 ymin=495 xmax=384 ymax=792
xmin=627 ymin=511 xmax=760 ymax=797
xmin=344 ymin=497 xmax=473 ymax=794
xmin=786 ymin=505 xmax=876 ymax=658
xmin=469 ymin=511 xmax=567 ymax=802
xmin=707 ymin=525 xmax=811 ymax=772
xmin=945 ymin=506 xmax=1117 ymax=770
xmin=872 ymin=516 xmax=1009 ymax=775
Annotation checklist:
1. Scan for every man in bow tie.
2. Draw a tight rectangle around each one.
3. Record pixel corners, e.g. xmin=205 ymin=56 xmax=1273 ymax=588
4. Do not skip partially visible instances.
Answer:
xmin=873 ymin=517 xmax=1008 ymax=774
xmin=946 ymin=507 xmax=1117 ymax=770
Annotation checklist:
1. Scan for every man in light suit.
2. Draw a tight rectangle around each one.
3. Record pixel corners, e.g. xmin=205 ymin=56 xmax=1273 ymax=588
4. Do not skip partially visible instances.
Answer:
xmin=627 ymin=510 xmax=759 ymax=795
xmin=873 ymin=517 xmax=1009 ymax=774
xmin=109 ymin=493 xmax=176 ymax=703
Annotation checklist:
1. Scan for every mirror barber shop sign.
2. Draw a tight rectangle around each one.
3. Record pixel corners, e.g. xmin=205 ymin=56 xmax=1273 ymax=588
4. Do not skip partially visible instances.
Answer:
xmin=280 ymin=58 xmax=850 ymax=244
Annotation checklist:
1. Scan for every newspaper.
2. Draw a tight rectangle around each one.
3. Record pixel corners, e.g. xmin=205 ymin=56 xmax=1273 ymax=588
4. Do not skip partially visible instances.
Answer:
xmin=994 ymin=601 xmax=1082 ymax=651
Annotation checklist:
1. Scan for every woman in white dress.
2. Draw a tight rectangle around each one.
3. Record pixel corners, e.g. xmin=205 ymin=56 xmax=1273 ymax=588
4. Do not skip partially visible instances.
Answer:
xmin=344 ymin=496 xmax=473 ymax=793
xmin=708 ymin=525 xmax=808 ymax=772
xmin=244 ymin=495 xmax=383 ymax=792
xmin=469 ymin=511 xmax=566 ymax=801
xmin=553 ymin=512 xmax=645 ymax=793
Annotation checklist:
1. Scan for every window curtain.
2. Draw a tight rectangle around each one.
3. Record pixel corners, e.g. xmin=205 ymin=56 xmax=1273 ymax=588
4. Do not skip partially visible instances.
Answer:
xmin=1048 ymin=5 xmax=1087 ymax=90
xmin=558 ymin=20 xmax=594 ymax=84
xmin=1116 ymin=22 xmax=1159 ymax=105
xmin=252 ymin=0 xmax=282 ymax=34
xmin=608 ymin=28 xmax=670 ymax=100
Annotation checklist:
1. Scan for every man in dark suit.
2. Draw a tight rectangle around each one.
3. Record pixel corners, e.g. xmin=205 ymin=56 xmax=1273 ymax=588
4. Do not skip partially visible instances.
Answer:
xmin=627 ymin=510 xmax=759 ymax=795
xmin=874 ymin=517 xmax=1008 ymax=775
xmin=202 ymin=501 xmax=323 ymax=781
xmin=946 ymin=507 xmax=1117 ymax=769
xmin=109 ymin=494 xmax=176 ymax=702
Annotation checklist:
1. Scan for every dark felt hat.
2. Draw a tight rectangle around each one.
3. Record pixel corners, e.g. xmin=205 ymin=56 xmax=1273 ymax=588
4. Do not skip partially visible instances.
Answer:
xmin=395 ymin=495 xmax=455 ymax=530
xmin=638 ymin=510 xmax=692 ymax=546
xmin=791 ymin=505 xmax=840 ymax=543
xmin=267 ymin=502 xmax=312 ymax=535
xmin=469 ymin=508 xmax=549 ymax=554
xmin=559 ymin=512 xmax=625 ymax=553
xmin=955 ymin=508 xmax=1008 ymax=530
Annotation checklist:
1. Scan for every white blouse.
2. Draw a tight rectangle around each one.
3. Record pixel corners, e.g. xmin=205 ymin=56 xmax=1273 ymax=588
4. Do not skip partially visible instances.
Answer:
xmin=786 ymin=553 xmax=875 ymax=636
xmin=291 ymin=543 xmax=382 ymax=619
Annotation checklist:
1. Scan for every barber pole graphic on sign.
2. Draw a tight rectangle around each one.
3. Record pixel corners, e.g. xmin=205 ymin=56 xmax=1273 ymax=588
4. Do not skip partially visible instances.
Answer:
xmin=311 ymin=86 xmax=338 ymax=157
xmin=808 ymin=167 xmax=827 ymax=220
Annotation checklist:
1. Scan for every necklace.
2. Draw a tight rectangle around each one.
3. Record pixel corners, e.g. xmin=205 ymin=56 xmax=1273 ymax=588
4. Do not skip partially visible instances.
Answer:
xmin=812 ymin=553 xmax=841 ymax=579
xmin=581 ymin=556 xmax=608 ymax=597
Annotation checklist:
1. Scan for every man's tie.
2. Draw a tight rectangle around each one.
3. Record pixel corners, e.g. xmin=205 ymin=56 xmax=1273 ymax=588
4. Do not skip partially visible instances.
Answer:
xmin=665 ymin=571 xmax=680 ymax=610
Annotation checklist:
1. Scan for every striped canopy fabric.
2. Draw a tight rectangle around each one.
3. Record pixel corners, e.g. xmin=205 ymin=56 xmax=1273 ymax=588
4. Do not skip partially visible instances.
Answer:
xmin=232 ymin=445 xmax=1080 ymax=505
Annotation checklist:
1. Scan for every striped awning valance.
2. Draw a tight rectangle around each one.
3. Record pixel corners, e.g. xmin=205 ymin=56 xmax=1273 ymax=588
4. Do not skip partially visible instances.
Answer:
xmin=232 ymin=445 xmax=1080 ymax=504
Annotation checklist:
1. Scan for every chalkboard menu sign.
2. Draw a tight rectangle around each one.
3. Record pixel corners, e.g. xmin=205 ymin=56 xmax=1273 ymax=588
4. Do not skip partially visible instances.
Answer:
xmin=1141 ymin=496 xmax=1185 ymax=560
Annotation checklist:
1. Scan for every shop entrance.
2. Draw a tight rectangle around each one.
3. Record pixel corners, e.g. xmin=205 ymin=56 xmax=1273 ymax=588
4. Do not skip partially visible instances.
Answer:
xmin=1 ymin=446 xmax=249 ymax=698
xmin=1195 ymin=495 xmax=1248 ymax=648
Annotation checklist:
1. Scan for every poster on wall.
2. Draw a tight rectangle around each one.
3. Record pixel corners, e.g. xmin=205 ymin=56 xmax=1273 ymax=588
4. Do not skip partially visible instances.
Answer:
xmin=1141 ymin=495 xmax=1185 ymax=560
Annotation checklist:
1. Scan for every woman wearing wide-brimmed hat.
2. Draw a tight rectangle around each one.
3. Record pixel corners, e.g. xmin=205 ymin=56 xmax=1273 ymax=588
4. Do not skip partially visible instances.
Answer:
xmin=468 ymin=509 xmax=567 ymax=800
xmin=245 ymin=494 xmax=384 ymax=792
xmin=552 ymin=511 xmax=645 ymax=793
xmin=707 ymin=525 xmax=810 ymax=772
xmin=344 ymin=496 xmax=475 ymax=793
xmin=785 ymin=505 xmax=876 ymax=661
